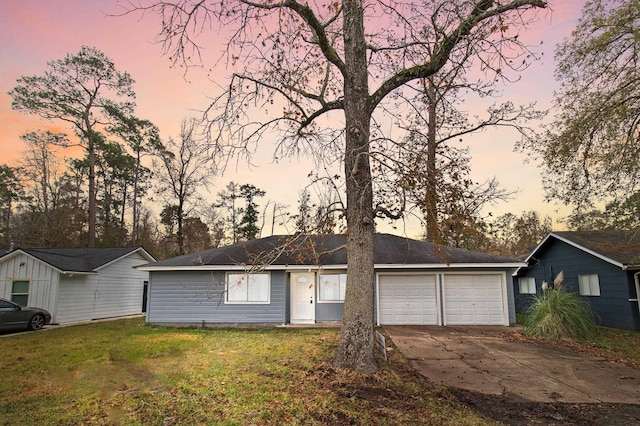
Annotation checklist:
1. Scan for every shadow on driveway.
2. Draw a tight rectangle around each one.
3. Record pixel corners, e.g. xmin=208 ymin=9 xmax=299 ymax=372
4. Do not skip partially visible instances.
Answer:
xmin=384 ymin=325 xmax=640 ymax=404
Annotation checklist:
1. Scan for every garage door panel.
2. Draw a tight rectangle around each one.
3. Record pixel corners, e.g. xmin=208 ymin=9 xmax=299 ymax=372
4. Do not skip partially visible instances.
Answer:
xmin=379 ymin=275 xmax=438 ymax=325
xmin=444 ymin=274 xmax=505 ymax=325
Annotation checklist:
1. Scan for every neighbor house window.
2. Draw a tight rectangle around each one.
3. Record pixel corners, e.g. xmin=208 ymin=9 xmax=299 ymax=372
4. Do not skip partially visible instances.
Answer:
xmin=318 ymin=273 xmax=347 ymax=302
xmin=578 ymin=274 xmax=601 ymax=296
xmin=518 ymin=277 xmax=536 ymax=294
xmin=11 ymin=281 xmax=29 ymax=306
xmin=226 ymin=273 xmax=270 ymax=304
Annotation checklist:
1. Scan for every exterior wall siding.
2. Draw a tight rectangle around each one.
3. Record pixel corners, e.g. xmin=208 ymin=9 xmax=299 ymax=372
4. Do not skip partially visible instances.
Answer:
xmin=146 ymin=267 xmax=517 ymax=326
xmin=147 ymin=270 xmax=286 ymax=325
xmin=515 ymin=239 xmax=640 ymax=330
xmin=0 ymin=253 xmax=60 ymax=321
xmin=56 ymin=252 xmax=149 ymax=324
xmin=315 ymin=302 xmax=344 ymax=321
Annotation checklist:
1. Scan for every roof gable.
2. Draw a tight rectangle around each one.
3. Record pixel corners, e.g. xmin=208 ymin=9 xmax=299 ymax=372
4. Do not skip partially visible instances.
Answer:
xmin=141 ymin=233 xmax=521 ymax=270
xmin=0 ymin=247 xmax=154 ymax=273
xmin=526 ymin=230 xmax=640 ymax=270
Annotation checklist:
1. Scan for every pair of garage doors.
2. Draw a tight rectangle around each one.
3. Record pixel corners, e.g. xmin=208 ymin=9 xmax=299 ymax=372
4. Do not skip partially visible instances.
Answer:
xmin=378 ymin=273 xmax=506 ymax=325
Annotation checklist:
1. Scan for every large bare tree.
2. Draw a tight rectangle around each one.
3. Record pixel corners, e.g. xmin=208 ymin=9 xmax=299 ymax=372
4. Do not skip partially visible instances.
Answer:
xmin=127 ymin=0 xmax=546 ymax=372
xmin=18 ymin=130 xmax=69 ymax=245
xmin=155 ymin=118 xmax=215 ymax=255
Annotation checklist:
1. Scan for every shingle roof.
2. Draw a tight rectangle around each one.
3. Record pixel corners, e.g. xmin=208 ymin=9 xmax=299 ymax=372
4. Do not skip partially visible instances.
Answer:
xmin=550 ymin=230 xmax=640 ymax=267
xmin=1 ymin=247 xmax=151 ymax=273
xmin=142 ymin=233 xmax=519 ymax=269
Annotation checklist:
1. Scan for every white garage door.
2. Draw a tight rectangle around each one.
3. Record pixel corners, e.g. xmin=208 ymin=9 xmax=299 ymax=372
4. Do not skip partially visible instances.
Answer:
xmin=378 ymin=274 xmax=438 ymax=325
xmin=443 ymin=274 xmax=505 ymax=325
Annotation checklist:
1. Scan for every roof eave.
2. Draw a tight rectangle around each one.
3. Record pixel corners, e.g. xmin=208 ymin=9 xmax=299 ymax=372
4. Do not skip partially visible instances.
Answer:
xmin=551 ymin=232 xmax=626 ymax=269
xmin=94 ymin=247 xmax=157 ymax=271
xmin=519 ymin=232 xmax=629 ymax=272
xmin=0 ymin=249 xmax=68 ymax=273
xmin=138 ymin=262 xmax=525 ymax=272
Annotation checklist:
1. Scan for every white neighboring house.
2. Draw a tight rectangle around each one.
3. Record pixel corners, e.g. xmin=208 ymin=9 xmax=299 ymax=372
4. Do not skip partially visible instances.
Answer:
xmin=0 ymin=247 xmax=155 ymax=325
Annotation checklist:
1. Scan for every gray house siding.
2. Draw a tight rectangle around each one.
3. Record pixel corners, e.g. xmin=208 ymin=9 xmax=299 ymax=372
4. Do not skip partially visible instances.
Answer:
xmin=315 ymin=302 xmax=344 ymax=321
xmin=147 ymin=270 xmax=286 ymax=325
xmin=515 ymin=239 xmax=640 ymax=330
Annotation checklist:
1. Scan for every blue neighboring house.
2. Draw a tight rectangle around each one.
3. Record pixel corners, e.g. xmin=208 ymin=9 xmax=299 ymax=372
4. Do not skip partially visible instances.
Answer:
xmin=514 ymin=230 xmax=640 ymax=330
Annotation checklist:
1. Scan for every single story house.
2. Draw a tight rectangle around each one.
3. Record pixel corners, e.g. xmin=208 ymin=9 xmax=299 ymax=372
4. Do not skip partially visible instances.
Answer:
xmin=0 ymin=247 xmax=155 ymax=324
xmin=514 ymin=230 xmax=640 ymax=330
xmin=138 ymin=233 xmax=525 ymax=327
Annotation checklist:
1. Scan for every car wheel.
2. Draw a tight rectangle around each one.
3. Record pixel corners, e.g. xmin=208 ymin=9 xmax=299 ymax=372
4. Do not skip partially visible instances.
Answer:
xmin=28 ymin=314 xmax=45 ymax=331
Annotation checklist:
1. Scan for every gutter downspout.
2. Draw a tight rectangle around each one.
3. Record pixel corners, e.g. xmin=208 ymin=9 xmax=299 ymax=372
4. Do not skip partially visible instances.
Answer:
xmin=634 ymin=272 xmax=640 ymax=317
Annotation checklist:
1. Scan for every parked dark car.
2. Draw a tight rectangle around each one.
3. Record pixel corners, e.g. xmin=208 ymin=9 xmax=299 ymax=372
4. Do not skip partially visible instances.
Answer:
xmin=0 ymin=298 xmax=51 ymax=331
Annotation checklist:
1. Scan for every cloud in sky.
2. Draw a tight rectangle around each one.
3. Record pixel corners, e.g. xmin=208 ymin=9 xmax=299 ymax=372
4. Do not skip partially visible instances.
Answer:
xmin=1 ymin=0 xmax=585 ymax=236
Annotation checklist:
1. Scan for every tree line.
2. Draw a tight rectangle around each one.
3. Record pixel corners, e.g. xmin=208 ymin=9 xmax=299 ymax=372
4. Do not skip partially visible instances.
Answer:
xmin=2 ymin=45 xmax=554 ymax=261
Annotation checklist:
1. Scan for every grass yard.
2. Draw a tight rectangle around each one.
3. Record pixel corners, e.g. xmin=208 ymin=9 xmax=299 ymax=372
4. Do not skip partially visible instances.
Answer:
xmin=557 ymin=326 xmax=640 ymax=369
xmin=0 ymin=318 xmax=490 ymax=425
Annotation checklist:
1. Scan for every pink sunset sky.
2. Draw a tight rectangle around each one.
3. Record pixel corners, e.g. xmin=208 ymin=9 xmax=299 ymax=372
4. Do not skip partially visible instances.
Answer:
xmin=0 ymin=0 xmax=585 ymax=237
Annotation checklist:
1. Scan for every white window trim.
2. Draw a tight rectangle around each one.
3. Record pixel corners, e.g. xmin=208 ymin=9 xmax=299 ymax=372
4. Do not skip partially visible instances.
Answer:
xmin=578 ymin=274 xmax=601 ymax=297
xmin=518 ymin=277 xmax=536 ymax=294
xmin=225 ymin=272 xmax=271 ymax=304
xmin=317 ymin=273 xmax=347 ymax=303
xmin=11 ymin=280 xmax=29 ymax=306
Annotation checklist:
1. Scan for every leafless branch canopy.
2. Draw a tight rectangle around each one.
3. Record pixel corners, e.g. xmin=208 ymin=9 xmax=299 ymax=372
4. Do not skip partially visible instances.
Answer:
xmin=125 ymin=0 xmax=547 ymax=218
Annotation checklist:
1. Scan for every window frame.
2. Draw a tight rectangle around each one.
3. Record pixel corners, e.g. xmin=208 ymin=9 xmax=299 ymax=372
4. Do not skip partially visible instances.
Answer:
xmin=225 ymin=272 xmax=271 ymax=304
xmin=518 ymin=277 xmax=536 ymax=295
xmin=11 ymin=281 xmax=29 ymax=306
xmin=578 ymin=274 xmax=601 ymax=296
xmin=318 ymin=273 xmax=347 ymax=303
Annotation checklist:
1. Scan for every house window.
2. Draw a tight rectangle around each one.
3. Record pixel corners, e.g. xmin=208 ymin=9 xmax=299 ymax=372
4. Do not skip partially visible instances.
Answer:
xmin=226 ymin=273 xmax=270 ymax=304
xmin=318 ymin=273 xmax=347 ymax=302
xmin=578 ymin=274 xmax=601 ymax=296
xmin=11 ymin=281 xmax=29 ymax=306
xmin=518 ymin=277 xmax=536 ymax=294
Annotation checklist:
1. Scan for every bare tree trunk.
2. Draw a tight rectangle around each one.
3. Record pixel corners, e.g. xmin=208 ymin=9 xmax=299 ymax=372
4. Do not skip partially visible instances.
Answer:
xmin=332 ymin=0 xmax=377 ymax=374
xmin=132 ymin=150 xmax=141 ymax=244
xmin=177 ymin=196 xmax=185 ymax=255
xmin=87 ymin=135 xmax=97 ymax=248
xmin=425 ymin=79 xmax=441 ymax=243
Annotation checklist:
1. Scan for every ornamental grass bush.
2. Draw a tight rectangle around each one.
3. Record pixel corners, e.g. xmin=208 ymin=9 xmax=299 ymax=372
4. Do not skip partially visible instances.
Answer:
xmin=523 ymin=271 xmax=598 ymax=341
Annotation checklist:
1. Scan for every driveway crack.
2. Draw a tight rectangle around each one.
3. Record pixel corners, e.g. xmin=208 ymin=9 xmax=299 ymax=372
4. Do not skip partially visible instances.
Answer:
xmin=472 ymin=339 xmax=602 ymax=403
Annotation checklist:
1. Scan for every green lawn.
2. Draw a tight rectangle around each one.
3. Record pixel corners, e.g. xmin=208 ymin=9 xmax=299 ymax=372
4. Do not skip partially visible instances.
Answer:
xmin=0 ymin=318 xmax=491 ymax=425
xmin=563 ymin=326 xmax=640 ymax=369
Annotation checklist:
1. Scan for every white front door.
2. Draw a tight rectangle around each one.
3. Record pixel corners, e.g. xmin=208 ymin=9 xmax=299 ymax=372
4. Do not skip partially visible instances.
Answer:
xmin=291 ymin=272 xmax=315 ymax=324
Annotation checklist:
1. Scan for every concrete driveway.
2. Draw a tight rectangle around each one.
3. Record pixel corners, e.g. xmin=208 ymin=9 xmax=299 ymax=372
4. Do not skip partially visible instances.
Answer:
xmin=384 ymin=325 xmax=640 ymax=404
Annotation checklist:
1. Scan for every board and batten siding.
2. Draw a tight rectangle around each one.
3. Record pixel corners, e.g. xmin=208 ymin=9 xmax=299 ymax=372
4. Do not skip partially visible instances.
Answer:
xmin=56 ymin=252 xmax=149 ymax=324
xmin=0 ymin=252 xmax=60 ymax=321
xmin=147 ymin=270 xmax=286 ymax=325
xmin=516 ymin=238 xmax=639 ymax=330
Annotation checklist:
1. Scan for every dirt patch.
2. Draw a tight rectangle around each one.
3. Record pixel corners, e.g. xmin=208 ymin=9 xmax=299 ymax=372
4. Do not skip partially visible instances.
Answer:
xmin=312 ymin=357 xmax=640 ymax=425
xmin=443 ymin=387 xmax=640 ymax=425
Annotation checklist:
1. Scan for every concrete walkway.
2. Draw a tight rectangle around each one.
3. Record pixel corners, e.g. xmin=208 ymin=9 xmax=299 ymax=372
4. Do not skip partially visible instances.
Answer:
xmin=384 ymin=325 xmax=640 ymax=404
